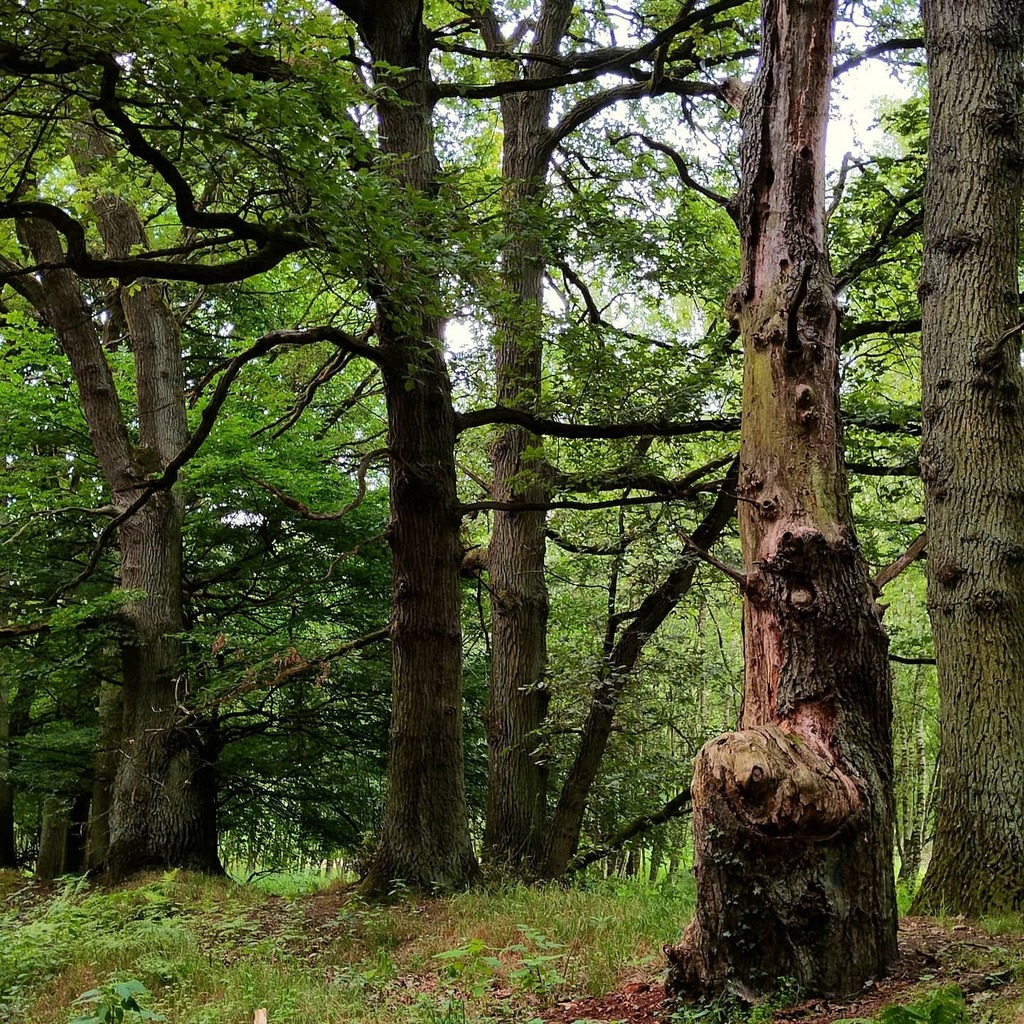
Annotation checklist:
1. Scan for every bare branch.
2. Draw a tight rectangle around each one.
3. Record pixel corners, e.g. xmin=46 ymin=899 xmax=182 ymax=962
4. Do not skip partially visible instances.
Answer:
xmin=246 ymin=447 xmax=388 ymax=521
xmin=566 ymin=788 xmax=692 ymax=872
xmin=615 ymin=132 xmax=733 ymax=209
xmin=457 ymin=406 xmax=741 ymax=438
xmin=833 ymin=37 xmax=924 ymax=78
xmin=874 ymin=531 xmax=927 ymax=591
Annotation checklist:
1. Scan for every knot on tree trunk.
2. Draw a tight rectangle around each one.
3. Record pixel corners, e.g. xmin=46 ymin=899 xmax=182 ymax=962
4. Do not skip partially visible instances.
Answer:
xmin=698 ymin=723 xmax=860 ymax=839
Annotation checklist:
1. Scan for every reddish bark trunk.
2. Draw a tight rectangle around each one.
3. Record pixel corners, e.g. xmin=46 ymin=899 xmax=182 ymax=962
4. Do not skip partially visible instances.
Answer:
xmin=667 ymin=0 xmax=896 ymax=1000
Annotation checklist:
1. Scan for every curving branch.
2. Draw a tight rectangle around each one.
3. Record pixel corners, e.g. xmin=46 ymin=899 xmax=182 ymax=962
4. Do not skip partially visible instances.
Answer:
xmin=566 ymin=788 xmax=693 ymax=873
xmin=51 ymin=326 xmax=382 ymax=600
xmin=457 ymin=406 xmax=741 ymax=438
xmin=245 ymin=447 xmax=388 ymax=521
xmin=615 ymin=132 xmax=734 ymax=210
xmin=833 ymin=37 xmax=924 ymax=78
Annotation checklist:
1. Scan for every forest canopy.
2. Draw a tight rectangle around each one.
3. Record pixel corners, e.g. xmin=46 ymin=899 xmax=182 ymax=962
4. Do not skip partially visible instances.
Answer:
xmin=0 ymin=0 xmax=1021 ymax=1006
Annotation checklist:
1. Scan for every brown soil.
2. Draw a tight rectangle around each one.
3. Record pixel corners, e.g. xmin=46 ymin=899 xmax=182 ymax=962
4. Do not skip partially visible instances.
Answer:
xmin=541 ymin=918 xmax=1024 ymax=1024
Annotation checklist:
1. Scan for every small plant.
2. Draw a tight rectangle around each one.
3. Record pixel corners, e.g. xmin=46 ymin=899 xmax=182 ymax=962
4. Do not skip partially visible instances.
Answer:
xmin=70 ymin=979 xmax=166 ymax=1024
xmin=434 ymin=937 xmax=503 ymax=998
xmin=836 ymin=984 xmax=968 ymax=1024
xmin=506 ymin=926 xmax=566 ymax=996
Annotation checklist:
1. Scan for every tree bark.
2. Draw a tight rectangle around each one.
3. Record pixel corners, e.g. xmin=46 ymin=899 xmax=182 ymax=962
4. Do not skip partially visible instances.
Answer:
xmin=0 ymin=676 xmax=16 ymax=868
xmin=87 ymin=680 xmax=122 ymax=871
xmin=667 ymin=0 xmax=896 ymax=1000
xmin=479 ymin=0 xmax=572 ymax=877
xmin=912 ymin=0 xmax=1024 ymax=916
xmin=36 ymin=796 xmax=70 ymax=880
xmin=342 ymin=0 xmax=479 ymax=894
xmin=22 ymin=151 xmax=220 ymax=879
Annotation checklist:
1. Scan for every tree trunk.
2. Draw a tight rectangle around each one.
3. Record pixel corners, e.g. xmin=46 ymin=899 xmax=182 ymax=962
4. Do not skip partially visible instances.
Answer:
xmin=479 ymin=1 xmax=572 ymax=877
xmin=22 ymin=157 xmax=220 ymax=879
xmin=896 ymin=668 xmax=927 ymax=886
xmin=912 ymin=0 xmax=1024 ymax=915
xmin=345 ymin=0 xmax=478 ymax=894
xmin=667 ymin=0 xmax=896 ymax=1000
xmin=0 ymin=676 xmax=16 ymax=868
xmin=36 ymin=796 xmax=70 ymax=880
xmin=87 ymin=680 xmax=122 ymax=871
xmin=541 ymin=473 xmax=736 ymax=879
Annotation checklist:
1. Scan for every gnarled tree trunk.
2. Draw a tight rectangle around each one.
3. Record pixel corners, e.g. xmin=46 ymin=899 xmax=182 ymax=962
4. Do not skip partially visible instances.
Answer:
xmin=912 ymin=0 xmax=1024 ymax=916
xmin=667 ymin=0 xmax=896 ymax=999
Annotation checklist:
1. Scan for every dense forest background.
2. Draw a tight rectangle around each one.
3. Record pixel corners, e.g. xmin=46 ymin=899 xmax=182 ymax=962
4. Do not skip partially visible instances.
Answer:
xmin=1 ymin=0 xmax=1017 ymax=979
xmin=0 ymin=0 xmax=937 ymax=882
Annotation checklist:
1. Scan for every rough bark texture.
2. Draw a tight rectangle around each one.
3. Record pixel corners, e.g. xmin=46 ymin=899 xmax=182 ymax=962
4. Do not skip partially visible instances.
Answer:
xmin=667 ymin=0 xmax=896 ymax=1000
xmin=23 ymin=156 xmax=220 ymax=880
xmin=912 ymin=0 xmax=1024 ymax=916
xmin=478 ymin=1 xmax=572 ymax=876
xmin=347 ymin=0 xmax=478 ymax=894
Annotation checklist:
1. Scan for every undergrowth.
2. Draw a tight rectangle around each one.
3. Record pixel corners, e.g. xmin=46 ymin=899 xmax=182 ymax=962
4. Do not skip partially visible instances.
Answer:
xmin=0 ymin=870 xmax=696 ymax=1024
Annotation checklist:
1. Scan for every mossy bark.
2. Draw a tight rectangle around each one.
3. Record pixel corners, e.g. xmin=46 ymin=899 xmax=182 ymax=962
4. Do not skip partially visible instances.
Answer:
xmin=666 ymin=0 xmax=896 ymax=1000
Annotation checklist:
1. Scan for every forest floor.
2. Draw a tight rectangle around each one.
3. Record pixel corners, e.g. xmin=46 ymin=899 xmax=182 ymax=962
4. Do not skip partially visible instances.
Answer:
xmin=1 ymin=871 xmax=1022 ymax=1024
xmin=543 ymin=918 xmax=1024 ymax=1024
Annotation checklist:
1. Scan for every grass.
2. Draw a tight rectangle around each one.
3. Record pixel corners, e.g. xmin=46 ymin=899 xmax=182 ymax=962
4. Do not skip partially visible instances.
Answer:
xmin=0 ymin=869 xmax=696 ymax=1024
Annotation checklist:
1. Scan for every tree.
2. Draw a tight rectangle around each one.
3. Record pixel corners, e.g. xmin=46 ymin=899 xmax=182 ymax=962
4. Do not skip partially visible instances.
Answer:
xmin=667 ymin=0 xmax=897 ymax=999
xmin=327 ymin=0 xmax=481 ymax=893
xmin=6 ymin=122 xmax=223 ymax=876
xmin=912 ymin=0 xmax=1024 ymax=915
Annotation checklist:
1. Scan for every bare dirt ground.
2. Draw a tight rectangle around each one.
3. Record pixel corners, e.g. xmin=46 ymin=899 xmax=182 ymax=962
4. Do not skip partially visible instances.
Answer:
xmin=541 ymin=918 xmax=1024 ymax=1024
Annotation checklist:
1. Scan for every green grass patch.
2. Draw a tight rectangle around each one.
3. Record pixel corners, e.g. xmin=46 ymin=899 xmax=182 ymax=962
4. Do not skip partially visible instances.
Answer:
xmin=0 ymin=871 xmax=696 ymax=1024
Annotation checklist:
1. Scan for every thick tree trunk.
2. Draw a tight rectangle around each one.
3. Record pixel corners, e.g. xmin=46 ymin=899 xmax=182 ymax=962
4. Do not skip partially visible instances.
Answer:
xmin=667 ymin=0 xmax=896 ymax=1000
xmin=23 ymin=163 xmax=220 ymax=880
xmin=912 ymin=0 xmax=1024 ymax=916
xmin=348 ymin=0 xmax=478 ymax=894
xmin=479 ymin=1 xmax=572 ymax=876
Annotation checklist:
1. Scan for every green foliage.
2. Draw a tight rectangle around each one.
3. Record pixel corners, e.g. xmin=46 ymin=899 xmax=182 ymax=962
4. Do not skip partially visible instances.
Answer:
xmin=836 ymin=985 xmax=968 ymax=1024
xmin=672 ymin=977 xmax=801 ymax=1024
xmin=70 ymin=980 xmax=166 ymax=1024
xmin=0 ymin=873 xmax=697 ymax=1023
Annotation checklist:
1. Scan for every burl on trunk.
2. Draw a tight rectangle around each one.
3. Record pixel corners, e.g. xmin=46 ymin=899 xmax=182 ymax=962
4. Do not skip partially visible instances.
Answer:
xmin=666 ymin=0 xmax=897 ymax=1000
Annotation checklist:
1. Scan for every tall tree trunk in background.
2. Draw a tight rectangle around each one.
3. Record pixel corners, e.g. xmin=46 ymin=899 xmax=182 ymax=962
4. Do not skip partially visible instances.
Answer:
xmin=912 ymin=0 xmax=1024 ymax=915
xmin=478 ymin=1 xmax=572 ymax=877
xmin=667 ymin=0 xmax=896 ymax=999
xmin=542 ymin=474 xmax=736 ymax=879
xmin=35 ymin=796 xmax=69 ymax=880
xmin=338 ymin=0 xmax=479 ymax=894
xmin=0 ymin=675 xmax=15 ymax=868
xmin=87 ymin=680 xmax=122 ymax=871
xmin=22 ymin=159 xmax=220 ymax=879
